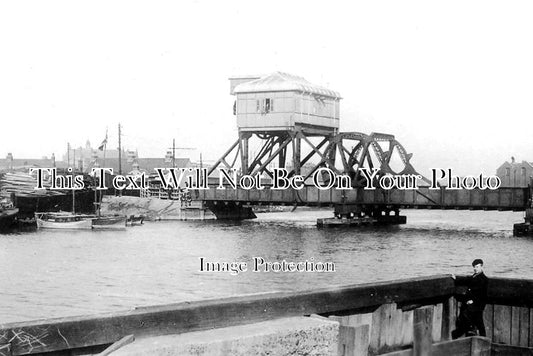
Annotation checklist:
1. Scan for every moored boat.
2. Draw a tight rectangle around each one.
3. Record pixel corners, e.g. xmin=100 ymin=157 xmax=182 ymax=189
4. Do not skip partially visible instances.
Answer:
xmin=92 ymin=215 xmax=127 ymax=230
xmin=126 ymin=214 xmax=144 ymax=226
xmin=0 ymin=206 xmax=18 ymax=230
xmin=35 ymin=212 xmax=94 ymax=230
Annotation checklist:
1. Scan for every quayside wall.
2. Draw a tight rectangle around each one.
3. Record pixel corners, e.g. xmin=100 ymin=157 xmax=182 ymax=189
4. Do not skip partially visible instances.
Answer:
xmin=1 ymin=275 xmax=532 ymax=355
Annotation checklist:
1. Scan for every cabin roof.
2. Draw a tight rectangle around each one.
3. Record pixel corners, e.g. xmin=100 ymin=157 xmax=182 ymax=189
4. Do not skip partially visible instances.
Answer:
xmin=233 ymin=72 xmax=341 ymax=98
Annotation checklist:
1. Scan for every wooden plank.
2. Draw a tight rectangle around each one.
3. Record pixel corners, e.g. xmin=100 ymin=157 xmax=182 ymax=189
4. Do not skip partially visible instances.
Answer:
xmin=491 ymin=342 xmax=533 ymax=355
xmin=380 ymin=337 xmax=474 ymax=356
xmin=97 ymin=335 xmax=134 ymax=356
xmin=530 ymin=308 xmax=533 ymax=348
xmin=519 ymin=307 xmax=530 ymax=347
xmin=370 ymin=304 xmax=384 ymax=353
xmin=355 ymin=313 xmax=373 ymax=328
xmin=401 ymin=310 xmax=414 ymax=346
xmin=452 ymin=295 xmax=459 ymax=325
xmin=329 ymin=313 xmax=372 ymax=328
xmin=338 ymin=325 xmax=356 ymax=356
xmin=392 ymin=308 xmax=404 ymax=347
xmin=432 ymin=303 xmax=443 ymax=342
xmin=483 ymin=304 xmax=494 ymax=340
xmin=354 ymin=325 xmax=370 ymax=356
xmin=513 ymin=306 xmax=521 ymax=345
xmin=413 ymin=306 xmax=433 ymax=356
xmin=470 ymin=336 xmax=491 ymax=356
xmin=441 ymin=297 xmax=453 ymax=341
xmin=493 ymin=304 xmax=512 ymax=344
xmin=382 ymin=303 xmax=396 ymax=350
xmin=0 ymin=275 xmax=456 ymax=355
xmin=328 ymin=319 xmax=370 ymax=356
xmin=329 ymin=315 xmax=349 ymax=326
xmin=378 ymin=348 xmax=411 ymax=356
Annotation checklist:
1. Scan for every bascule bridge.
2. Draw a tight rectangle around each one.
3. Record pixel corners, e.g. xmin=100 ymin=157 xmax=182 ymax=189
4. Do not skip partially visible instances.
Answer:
xmin=193 ymin=72 xmax=469 ymax=224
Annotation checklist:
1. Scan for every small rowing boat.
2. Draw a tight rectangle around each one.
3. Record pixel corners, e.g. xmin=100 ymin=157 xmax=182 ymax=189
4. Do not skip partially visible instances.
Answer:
xmin=92 ymin=215 xmax=127 ymax=230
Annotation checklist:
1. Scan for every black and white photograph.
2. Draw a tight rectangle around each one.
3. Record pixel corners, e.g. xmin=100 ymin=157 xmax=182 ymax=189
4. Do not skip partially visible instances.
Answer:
xmin=1 ymin=1 xmax=533 ymax=355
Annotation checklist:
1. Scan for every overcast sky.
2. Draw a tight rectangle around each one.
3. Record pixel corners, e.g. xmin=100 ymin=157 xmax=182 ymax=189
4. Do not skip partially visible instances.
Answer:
xmin=1 ymin=1 xmax=532 ymax=176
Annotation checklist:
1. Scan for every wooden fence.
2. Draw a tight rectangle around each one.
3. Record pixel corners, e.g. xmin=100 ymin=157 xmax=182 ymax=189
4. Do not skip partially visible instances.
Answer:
xmin=0 ymin=275 xmax=532 ymax=355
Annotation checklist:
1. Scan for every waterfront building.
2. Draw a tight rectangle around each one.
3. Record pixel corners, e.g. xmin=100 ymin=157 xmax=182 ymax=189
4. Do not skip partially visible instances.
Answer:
xmin=0 ymin=153 xmax=61 ymax=173
xmin=87 ymin=157 xmax=192 ymax=175
xmin=61 ymin=140 xmax=139 ymax=173
xmin=58 ymin=140 xmax=192 ymax=175
xmin=496 ymin=157 xmax=533 ymax=187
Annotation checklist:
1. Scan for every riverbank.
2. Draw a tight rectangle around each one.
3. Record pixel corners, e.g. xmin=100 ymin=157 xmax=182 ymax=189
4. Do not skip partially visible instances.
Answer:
xmin=100 ymin=195 xmax=216 ymax=221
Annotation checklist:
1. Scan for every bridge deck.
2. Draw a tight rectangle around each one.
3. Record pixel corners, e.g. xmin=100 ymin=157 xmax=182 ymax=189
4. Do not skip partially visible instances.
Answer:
xmin=194 ymin=186 xmax=528 ymax=211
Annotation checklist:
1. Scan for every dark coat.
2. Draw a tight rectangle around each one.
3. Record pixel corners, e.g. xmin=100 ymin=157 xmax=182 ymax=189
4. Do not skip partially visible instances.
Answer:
xmin=465 ymin=272 xmax=489 ymax=311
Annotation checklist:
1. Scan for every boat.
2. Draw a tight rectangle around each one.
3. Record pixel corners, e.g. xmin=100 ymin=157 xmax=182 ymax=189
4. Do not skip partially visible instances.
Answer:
xmin=35 ymin=212 xmax=93 ymax=230
xmin=92 ymin=214 xmax=127 ymax=230
xmin=126 ymin=214 xmax=144 ymax=226
xmin=0 ymin=199 xmax=18 ymax=230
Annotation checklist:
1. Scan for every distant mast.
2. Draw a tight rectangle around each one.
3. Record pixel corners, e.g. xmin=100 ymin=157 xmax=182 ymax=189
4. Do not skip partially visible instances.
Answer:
xmin=118 ymin=123 xmax=122 ymax=176
xmin=96 ymin=129 xmax=108 ymax=216
xmin=72 ymin=168 xmax=75 ymax=214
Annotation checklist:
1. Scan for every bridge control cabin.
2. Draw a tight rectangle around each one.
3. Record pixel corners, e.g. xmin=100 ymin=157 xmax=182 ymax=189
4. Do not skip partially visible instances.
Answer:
xmin=230 ymin=72 xmax=341 ymax=135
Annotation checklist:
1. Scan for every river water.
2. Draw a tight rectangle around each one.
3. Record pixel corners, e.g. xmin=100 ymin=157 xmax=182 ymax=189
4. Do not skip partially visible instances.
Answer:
xmin=1 ymin=209 xmax=532 ymax=324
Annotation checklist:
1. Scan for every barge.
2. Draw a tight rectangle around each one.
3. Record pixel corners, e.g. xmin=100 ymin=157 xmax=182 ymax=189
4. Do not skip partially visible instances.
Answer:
xmin=0 ymin=275 xmax=532 ymax=355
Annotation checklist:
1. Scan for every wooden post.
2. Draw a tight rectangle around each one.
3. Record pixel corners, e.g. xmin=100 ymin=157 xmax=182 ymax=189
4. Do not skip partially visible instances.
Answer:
xmin=337 ymin=325 xmax=356 ymax=356
xmin=329 ymin=316 xmax=370 ymax=356
xmin=432 ymin=304 xmax=443 ymax=342
xmin=493 ymin=305 xmax=512 ymax=344
xmin=518 ymin=307 xmax=529 ymax=347
xmin=353 ymin=325 xmax=370 ymax=356
xmin=413 ymin=306 xmax=433 ymax=356
xmin=483 ymin=304 xmax=494 ymax=340
xmin=470 ymin=336 xmax=491 ymax=356
xmin=441 ymin=297 xmax=453 ymax=341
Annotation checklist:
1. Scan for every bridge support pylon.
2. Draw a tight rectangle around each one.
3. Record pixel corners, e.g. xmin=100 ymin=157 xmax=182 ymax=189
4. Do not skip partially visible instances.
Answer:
xmin=206 ymin=201 xmax=257 ymax=220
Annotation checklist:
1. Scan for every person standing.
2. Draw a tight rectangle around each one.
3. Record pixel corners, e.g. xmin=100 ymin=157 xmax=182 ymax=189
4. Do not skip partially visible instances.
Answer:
xmin=452 ymin=259 xmax=489 ymax=339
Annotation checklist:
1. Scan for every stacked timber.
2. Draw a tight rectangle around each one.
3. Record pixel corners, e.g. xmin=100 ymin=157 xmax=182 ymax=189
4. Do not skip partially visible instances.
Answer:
xmin=0 ymin=172 xmax=62 ymax=198
xmin=0 ymin=172 xmax=96 ymax=219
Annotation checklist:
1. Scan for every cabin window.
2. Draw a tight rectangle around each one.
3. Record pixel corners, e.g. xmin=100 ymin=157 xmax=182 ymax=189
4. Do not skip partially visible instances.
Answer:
xmin=265 ymin=98 xmax=272 ymax=112
xmin=506 ymin=168 xmax=510 ymax=176
xmin=256 ymin=98 xmax=274 ymax=114
xmin=522 ymin=167 xmax=526 ymax=177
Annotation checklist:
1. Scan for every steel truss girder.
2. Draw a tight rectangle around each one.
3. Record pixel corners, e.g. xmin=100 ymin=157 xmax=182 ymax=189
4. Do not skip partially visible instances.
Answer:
xmin=208 ymin=130 xmax=425 ymax=187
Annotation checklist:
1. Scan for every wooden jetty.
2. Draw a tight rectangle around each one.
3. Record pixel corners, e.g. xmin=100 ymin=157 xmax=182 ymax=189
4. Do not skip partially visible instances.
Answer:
xmin=1 ymin=275 xmax=532 ymax=355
